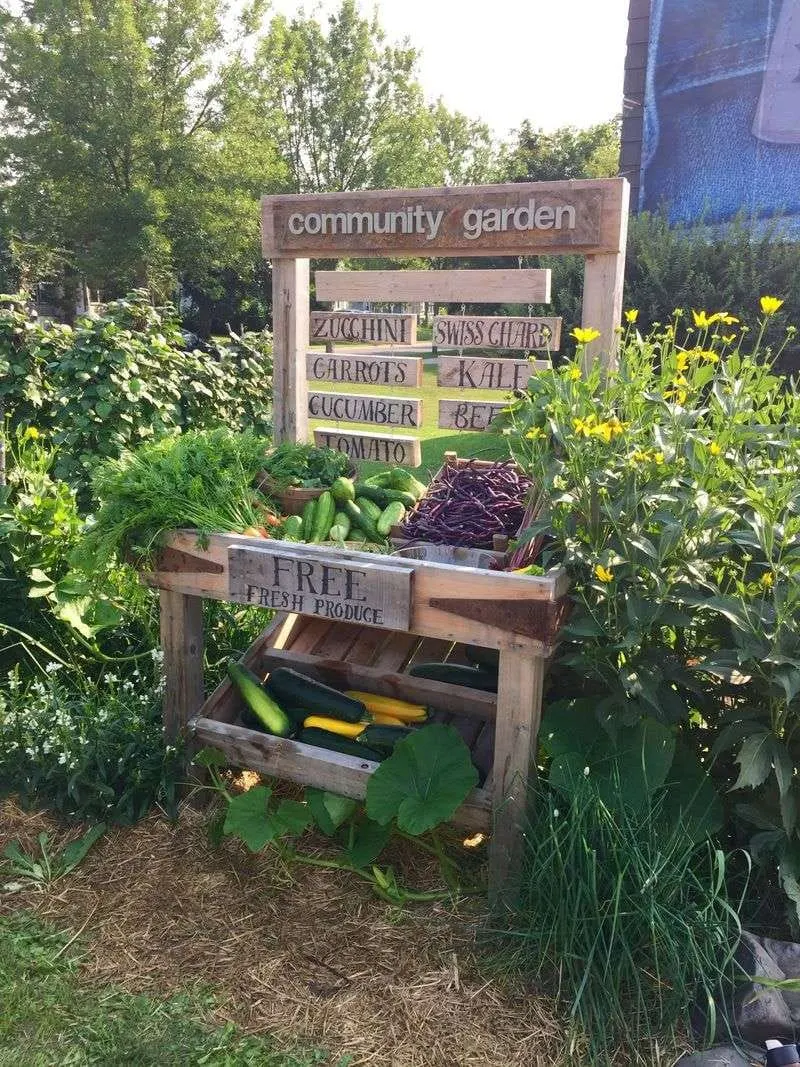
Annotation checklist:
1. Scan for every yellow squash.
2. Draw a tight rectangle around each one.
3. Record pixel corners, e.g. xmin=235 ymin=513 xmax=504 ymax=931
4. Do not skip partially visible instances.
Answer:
xmin=302 ymin=716 xmax=365 ymax=738
xmin=344 ymin=691 xmax=428 ymax=722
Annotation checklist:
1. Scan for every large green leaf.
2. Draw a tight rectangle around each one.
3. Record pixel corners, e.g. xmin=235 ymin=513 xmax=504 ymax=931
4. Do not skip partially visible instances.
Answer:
xmin=731 ymin=732 xmax=773 ymax=791
xmin=345 ymin=818 xmax=392 ymax=868
xmin=305 ymin=789 xmax=356 ymax=837
xmin=365 ymin=724 xmax=478 ymax=835
xmin=660 ymin=742 xmax=722 ymax=843
xmin=223 ymin=787 xmax=312 ymax=852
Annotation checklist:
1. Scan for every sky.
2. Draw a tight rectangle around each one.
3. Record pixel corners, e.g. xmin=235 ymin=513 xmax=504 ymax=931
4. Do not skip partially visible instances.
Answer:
xmin=268 ymin=0 xmax=631 ymax=137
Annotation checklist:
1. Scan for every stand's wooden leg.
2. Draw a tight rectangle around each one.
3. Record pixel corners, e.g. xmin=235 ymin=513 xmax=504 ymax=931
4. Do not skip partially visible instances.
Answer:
xmin=488 ymin=649 xmax=546 ymax=907
xmin=159 ymin=590 xmax=205 ymax=743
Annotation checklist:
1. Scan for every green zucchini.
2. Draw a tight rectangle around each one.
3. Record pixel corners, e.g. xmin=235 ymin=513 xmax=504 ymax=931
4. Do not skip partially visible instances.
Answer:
xmin=377 ymin=500 xmax=405 ymax=536
xmin=311 ymin=490 xmax=335 ymax=542
xmin=354 ymin=483 xmax=417 ymax=509
xmin=301 ymin=498 xmax=316 ymax=541
xmin=408 ymin=662 xmax=499 ymax=692
xmin=282 ymin=514 xmax=303 ymax=541
xmin=359 ymin=724 xmax=414 ymax=752
xmin=464 ymin=645 xmax=500 ymax=671
xmin=299 ymin=727 xmax=384 ymax=761
xmin=228 ymin=662 xmax=292 ymax=736
xmin=264 ymin=667 xmax=367 ymax=723
xmin=330 ymin=476 xmax=356 ymax=504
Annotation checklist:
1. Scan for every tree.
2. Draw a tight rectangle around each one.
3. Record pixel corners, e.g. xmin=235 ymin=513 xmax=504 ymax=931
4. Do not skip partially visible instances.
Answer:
xmin=241 ymin=0 xmax=498 ymax=193
xmin=0 ymin=0 xmax=286 ymax=314
xmin=501 ymin=119 xmax=621 ymax=183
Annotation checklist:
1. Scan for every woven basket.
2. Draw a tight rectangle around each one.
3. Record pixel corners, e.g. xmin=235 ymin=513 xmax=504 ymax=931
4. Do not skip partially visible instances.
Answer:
xmin=256 ymin=466 xmax=357 ymax=517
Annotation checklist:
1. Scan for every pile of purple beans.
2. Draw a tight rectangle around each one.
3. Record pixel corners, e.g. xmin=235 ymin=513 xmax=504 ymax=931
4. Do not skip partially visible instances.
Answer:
xmin=399 ymin=460 xmax=532 ymax=549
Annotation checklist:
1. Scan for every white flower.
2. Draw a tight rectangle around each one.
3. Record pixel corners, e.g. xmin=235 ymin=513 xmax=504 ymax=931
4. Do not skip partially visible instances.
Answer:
xmin=553 ymin=808 xmax=560 ymax=818
xmin=583 ymin=766 xmax=590 ymax=777
xmin=45 ymin=662 xmax=62 ymax=674
xmin=58 ymin=753 xmax=67 ymax=765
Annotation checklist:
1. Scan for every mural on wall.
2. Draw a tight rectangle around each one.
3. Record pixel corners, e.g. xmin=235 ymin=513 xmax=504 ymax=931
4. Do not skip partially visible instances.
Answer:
xmin=640 ymin=0 xmax=800 ymax=232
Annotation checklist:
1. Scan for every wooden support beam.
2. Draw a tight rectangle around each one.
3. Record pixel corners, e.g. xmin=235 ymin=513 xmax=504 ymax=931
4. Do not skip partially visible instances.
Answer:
xmin=488 ymin=649 xmax=546 ymax=907
xmin=159 ymin=590 xmax=205 ymax=743
xmin=580 ymin=179 xmax=630 ymax=373
xmin=272 ymin=258 xmax=310 ymax=443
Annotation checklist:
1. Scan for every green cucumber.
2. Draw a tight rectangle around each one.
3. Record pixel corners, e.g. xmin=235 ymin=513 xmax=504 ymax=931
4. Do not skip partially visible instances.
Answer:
xmin=348 ymin=497 xmax=381 ymax=541
xmin=328 ymin=510 xmax=351 ymax=541
xmin=407 ymin=662 xmax=499 ymax=692
xmin=464 ymin=645 xmax=500 ymax=671
xmin=330 ymin=476 xmax=356 ymax=504
xmin=353 ymin=483 xmax=417 ymax=509
xmin=363 ymin=471 xmax=395 ymax=487
xmin=389 ymin=469 xmax=426 ymax=499
xmin=377 ymin=500 xmax=405 ymax=536
xmin=311 ymin=490 xmax=335 ymax=542
xmin=282 ymin=514 xmax=303 ymax=540
xmin=228 ymin=662 xmax=292 ymax=736
xmin=301 ymin=498 xmax=316 ymax=541
xmin=299 ymin=727 xmax=384 ymax=761
xmin=264 ymin=668 xmax=367 ymax=723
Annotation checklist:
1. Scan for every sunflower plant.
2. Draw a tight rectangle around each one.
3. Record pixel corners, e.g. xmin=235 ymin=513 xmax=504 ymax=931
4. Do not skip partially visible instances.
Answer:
xmin=498 ymin=303 xmax=800 ymax=922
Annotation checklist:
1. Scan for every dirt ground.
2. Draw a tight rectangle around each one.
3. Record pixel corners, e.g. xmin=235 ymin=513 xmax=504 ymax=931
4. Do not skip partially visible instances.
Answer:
xmin=0 ymin=795 xmax=570 ymax=1067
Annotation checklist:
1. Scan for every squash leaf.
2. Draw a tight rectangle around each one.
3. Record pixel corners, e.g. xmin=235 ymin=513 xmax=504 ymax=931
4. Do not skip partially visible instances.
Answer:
xmin=306 ymin=788 xmax=357 ymax=837
xmin=223 ymin=786 xmax=311 ymax=852
xmin=346 ymin=818 xmax=392 ymax=868
xmin=365 ymin=724 xmax=478 ymax=835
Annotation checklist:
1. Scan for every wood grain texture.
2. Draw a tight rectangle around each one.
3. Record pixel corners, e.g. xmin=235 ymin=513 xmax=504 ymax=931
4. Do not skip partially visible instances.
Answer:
xmin=229 ymin=543 xmax=414 ymax=630
xmin=433 ymin=315 xmax=562 ymax=351
xmin=313 ymin=427 xmax=422 ymax=468
xmin=437 ymin=399 xmax=510 ymax=432
xmin=191 ymin=718 xmax=492 ymax=830
xmin=310 ymin=311 xmax=416 ymax=345
xmin=489 ymin=649 xmax=547 ymax=904
xmin=437 ymin=355 xmax=548 ymax=391
xmin=272 ymin=258 xmax=309 ymax=443
xmin=145 ymin=533 xmax=569 ymax=652
xmin=316 ymin=269 xmax=550 ymax=304
xmin=580 ymin=181 xmax=630 ymax=372
xmin=261 ymin=179 xmax=627 ymax=258
xmin=308 ymin=391 xmax=422 ymax=428
xmin=306 ymin=351 xmax=422 ymax=387
xmin=159 ymin=590 xmax=204 ymax=743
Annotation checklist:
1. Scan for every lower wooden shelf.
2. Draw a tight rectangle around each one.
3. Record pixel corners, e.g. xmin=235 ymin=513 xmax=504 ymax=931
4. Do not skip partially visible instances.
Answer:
xmin=190 ymin=611 xmax=496 ymax=831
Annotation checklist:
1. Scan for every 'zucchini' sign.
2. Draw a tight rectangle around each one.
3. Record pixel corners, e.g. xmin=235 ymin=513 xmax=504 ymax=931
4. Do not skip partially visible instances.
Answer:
xmin=228 ymin=545 xmax=412 ymax=629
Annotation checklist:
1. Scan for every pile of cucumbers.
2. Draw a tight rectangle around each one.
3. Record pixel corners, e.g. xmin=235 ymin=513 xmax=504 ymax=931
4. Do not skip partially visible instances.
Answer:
xmin=281 ymin=468 xmax=426 ymax=546
xmin=227 ymin=662 xmax=428 ymax=761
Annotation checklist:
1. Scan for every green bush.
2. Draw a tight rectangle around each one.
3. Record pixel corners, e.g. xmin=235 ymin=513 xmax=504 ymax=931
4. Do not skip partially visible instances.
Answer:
xmin=0 ymin=659 xmax=180 ymax=824
xmin=500 ymin=302 xmax=800 ymax=923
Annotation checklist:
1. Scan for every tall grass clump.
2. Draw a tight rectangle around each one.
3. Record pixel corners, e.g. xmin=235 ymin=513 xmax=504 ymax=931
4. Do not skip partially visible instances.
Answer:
xmin=495 ymin=780 xmax=746 ymax=1064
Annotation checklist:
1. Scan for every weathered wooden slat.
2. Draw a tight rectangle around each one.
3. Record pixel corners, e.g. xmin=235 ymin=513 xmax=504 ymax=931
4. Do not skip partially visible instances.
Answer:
xmin=160 ymin=590 xmax=204 ymax=743
xmin=438 ymin=399 xmax=510 ymax=432
xmin=437 ymin=355 xmax=548 ymax=391
xmin=262 ymin=179 xmax=627 ymax=259
xmin=272 ymin=259 xmax=309 ymax=443
xmin=310 ymin=311 xmax=416 ymax=345
xmin=313 ymin=427 xmax=422 ymax=468
xmin=432 ymin=315 xmax=562 ymax=351
xmin=191 ymin=718 xmax=492 ymax=830
xmin=429 ymin=595 xmax=572 ymax=644
xmin=306 ymin=351 xmax=422 ymax=387
xmin=316 ymin=269 xmax=550 ymax=304
xmin=308 ymin=391 xmax=422 ymax=429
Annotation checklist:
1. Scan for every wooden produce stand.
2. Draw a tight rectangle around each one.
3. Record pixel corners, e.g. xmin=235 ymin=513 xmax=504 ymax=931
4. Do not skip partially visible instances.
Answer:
xmin=147 ymin=178 xmax=629 ymax=899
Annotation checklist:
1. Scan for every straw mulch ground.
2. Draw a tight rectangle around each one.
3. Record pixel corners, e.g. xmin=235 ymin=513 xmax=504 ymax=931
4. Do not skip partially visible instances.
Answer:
xmin=0 ymin=794 xmax=566 ymax=1067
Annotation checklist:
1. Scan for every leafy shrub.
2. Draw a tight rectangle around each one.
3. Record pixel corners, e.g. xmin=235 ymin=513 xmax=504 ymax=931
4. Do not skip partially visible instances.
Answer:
xmin=0 ymin=657 xmax=180 ymax=824
xmin=496 ymin=778 xmax=744 ymax=1063
xmin=500 ymin=304 xmax=800 ymax=921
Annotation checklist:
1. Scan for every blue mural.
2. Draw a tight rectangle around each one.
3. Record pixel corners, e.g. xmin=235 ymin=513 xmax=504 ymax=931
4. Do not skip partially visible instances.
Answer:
xmin=640 ymin=0 xmax=800 ymax=233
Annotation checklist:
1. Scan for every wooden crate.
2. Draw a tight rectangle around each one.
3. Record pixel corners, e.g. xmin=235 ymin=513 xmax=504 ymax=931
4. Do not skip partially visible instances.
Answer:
xmin=191 ymin=612 xmax=496 ymax=830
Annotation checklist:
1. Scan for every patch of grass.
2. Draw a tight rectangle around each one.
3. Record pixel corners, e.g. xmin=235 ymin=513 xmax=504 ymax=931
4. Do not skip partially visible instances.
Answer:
xmin=0 ymin=912 xmax=338 ymax=1067
xmin=309 ymin=365 xmax=512 ymax=480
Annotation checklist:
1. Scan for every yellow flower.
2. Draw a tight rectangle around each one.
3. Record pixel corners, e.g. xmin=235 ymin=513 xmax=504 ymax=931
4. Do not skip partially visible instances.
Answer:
xmin=594 ymin=564 xmax=614 ymax=583
xmin=572 ymin=414 xmax=597 ymax=438
xmin=653 ymin=451 xmax=665 ymax=464
xmin=721 ymin=335 xmax=736 ymax=345
xmin=624 ymin=309 xmax=639 ymax=323
xmin=709 ymin=442 xmax=722 ymax=455
xmin=526 ymin=427 xmax=544 ymax=440
xmin=676 ymin=352 xmax=689 ymax=372
xmin=721 ymin=314 xmax=739 ymax=325
xmin=571 ymin=327 xmax=601 ymax=345
xmin=566 ymin=366 xmax=582 ymax=381
xmin=698 ymin=349 xmax=720 ymax=363
xmin=760 ymin=295 xmax=784 ymax=316
xmin=760 ymin=571 xmax=774 ymax=589
xmin=664 ymin=385 xmax=688 ymax=404
xmin=23 ymin=427 xmax=40 ymax=439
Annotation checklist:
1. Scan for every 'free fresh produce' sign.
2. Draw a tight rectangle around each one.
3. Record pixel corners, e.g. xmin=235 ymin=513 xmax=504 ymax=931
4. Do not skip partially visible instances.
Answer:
xmin=262 ymin=179 xmax=625 ymax=258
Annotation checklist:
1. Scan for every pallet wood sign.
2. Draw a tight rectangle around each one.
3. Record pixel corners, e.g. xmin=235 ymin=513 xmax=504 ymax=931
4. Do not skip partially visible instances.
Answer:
xmin=310 ymin=311 xmax=416 ymax=345
xmin=263 ymin=179 xmax=628 ymax=259
xmin=306 ymin=352 xmax=423 ymax=387
xmin=433 ymin=315 xmax=562 ymax=352
xmin=316 ymin=269 xmax=550 ymax=305
xmin=228 ymin=545 xmax=412 ymax=630
xmin=437 ymin=355 xmax=548 ymax=391
xmin=438 ymin=400 xmax=510 ymax=432
xmin=314 ymin=427 xmax=422 ymax=467
xmin=308 ymin=391 xmax=422 ymax=428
